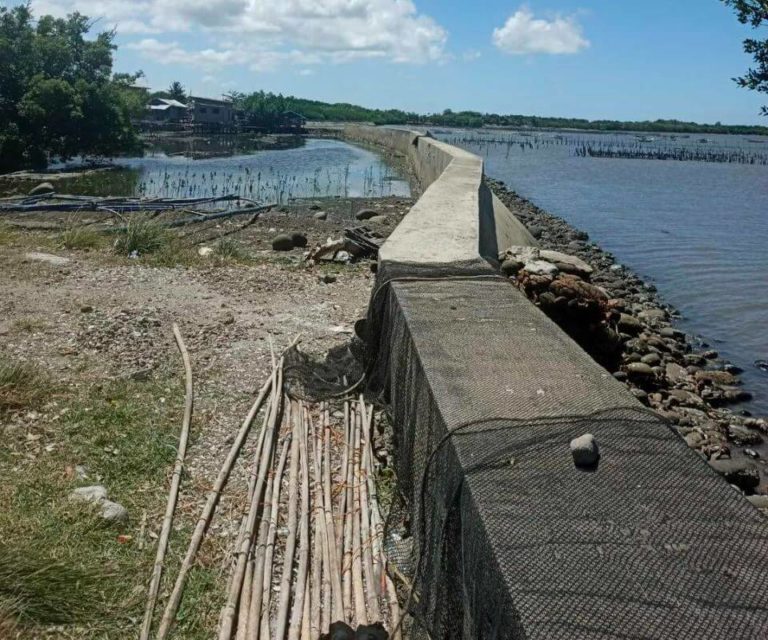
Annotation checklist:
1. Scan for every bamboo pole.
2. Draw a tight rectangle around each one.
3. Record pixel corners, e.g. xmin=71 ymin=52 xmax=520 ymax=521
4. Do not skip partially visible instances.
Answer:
xmin=250 ymin=428 xmax=290 ymax=640
xmin=324 ymin=406 xmax=345 ymax=624
xmin=155 ymin=361 xmax=278 ymax=640
xmin=341 ymin=402 xmax=354 ymax=623
xmin=357 ymin=398 xmax=379 ymax=618
xmin=301 ymin=578 xmax=311 ymax=640
xmin=139 ymin=323 xmax=194 ymax=640
xmin=233 ymin=405 xmax=274 ymax=640
xmin=336 ymin=401 xmax=350 ymax=554
xmin=273 ymin=401 xmax=302 ymax=640
xmin=288 ymin=403 xmax=311 ymax=640
xmin=309 ymin=412 xmax=324 ymax=640
xmin=218 ymin=366 xmax=283 ymax=640
xmin=351 ymin=408 xmax=367 ymax=626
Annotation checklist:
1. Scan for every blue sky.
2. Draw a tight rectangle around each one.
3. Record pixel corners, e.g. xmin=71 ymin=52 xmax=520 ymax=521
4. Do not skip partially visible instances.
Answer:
xmin=15 ymin=0 xmax=768 ymax=124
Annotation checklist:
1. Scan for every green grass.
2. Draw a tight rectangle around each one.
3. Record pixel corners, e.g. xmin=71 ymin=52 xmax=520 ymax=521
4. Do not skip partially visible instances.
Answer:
xmin=113 ymin=217 xmax=171 ymax=257
xmin=0 ymin=222 xmax=17 ymax=246
xmin=0 ymin=373 xmax=216 ymax=638
xmin=0 ymin=360 xmax=48 ymax=415
xmin=212 ymin=236 xmax=246 ymax=261
xmin=59 ymin=225 xmax=104 ymax=251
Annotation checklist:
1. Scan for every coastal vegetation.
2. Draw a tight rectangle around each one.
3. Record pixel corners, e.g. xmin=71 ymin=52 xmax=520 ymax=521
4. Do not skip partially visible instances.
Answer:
xmin=0 ymin=4 xmax=140 ymax=172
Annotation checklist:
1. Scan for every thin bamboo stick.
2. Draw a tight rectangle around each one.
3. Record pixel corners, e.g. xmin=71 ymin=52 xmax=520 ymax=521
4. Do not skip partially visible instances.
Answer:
xmin=357 ymin=398 xmax=379 ymax=619
xmin=250 ymin=428 xmax=290 ymax=640
xmin=288 ymin=403 xmax=311 ymax=640
xmin=233 ymin=404 xmax=274 ymax=640
xmin=351 ymin=408 xmax=367 ymax=626
xmin=336 ymin=401 xmax=350 ymax=554
xmin=324 ymin=406 xmax=345 ymax=623
xmin=341 ymin=402 xmax=354 ymax=623
xmin=155 ymin=359 xmax=279 ymax=640
xmin=139 ymin=323 xmax=194 ymax=640
xmin=309 ymin=413 xmax=324 ymax=640
xmin=218 ymin=367 xmax=283 ymax=640
xmin=301 ymin=577 xmax=311 ymax=640
xmin=274 ymin=400 xmax=302 ymax=640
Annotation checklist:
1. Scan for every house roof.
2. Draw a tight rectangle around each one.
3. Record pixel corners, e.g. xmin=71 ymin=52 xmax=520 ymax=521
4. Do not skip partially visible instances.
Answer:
xmin=190 ymin=96 xmax=233 ymax=106
xmin=148 ymin=98 xmax=188 ymax=109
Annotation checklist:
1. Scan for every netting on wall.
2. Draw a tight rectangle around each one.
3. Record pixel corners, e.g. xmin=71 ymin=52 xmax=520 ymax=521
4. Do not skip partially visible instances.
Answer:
xmin=366 ymin=278 xmax=768 ymax=640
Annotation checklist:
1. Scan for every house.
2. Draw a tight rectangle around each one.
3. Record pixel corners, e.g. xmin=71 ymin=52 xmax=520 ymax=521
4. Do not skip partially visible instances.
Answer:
xmin=146 ymin=97 xmax=188 ymax=123
xmin=188 ymin=96 xmax=235 ymax=126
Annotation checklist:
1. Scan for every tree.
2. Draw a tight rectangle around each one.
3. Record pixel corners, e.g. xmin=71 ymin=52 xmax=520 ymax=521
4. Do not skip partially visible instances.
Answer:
xmin=722 ymin=0 xmax=768 ymax=115
xmin=167 ymin=81 xmax=186 ymax=102
xmin=0 ymin=4 xmax=140 ymax=171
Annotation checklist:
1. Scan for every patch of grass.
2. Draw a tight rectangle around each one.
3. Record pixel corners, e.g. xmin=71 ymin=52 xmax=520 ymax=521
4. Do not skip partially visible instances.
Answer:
xmin=12 ymin=317 xmax=48 ymax=334
xmin=113 ymin=217 xmax=171 ymax=257
xmin=0 ymin=376 xmax=199 ymax=637
xmin=213 ymin=236 xmax=246 ymax=261
xmin=0 ymin=360 xmax=48 ymax=414
xmin=0 ymin=222 xmax=17 ymax=246
xmin=59 ymin=225 xmax=104 ymax=251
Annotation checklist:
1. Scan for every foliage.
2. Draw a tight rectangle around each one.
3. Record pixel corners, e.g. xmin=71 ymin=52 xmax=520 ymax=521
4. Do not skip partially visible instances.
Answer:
xmin=0 ymin=359 xmax=47 ymax=414
xmin=0 ymin=4 xmax=141 ymax=172
xmin=230 ymin=90 xmax=768 ymax=135
xmin=59 ymin=224 xmax=103 ymax=250
xmin=167 ymin=80 xmax=186 ymax=102
xmin=113 ymin=217 xmax=170 ymax=256
xmin=722 ymin=0 xmax=768 ymax=115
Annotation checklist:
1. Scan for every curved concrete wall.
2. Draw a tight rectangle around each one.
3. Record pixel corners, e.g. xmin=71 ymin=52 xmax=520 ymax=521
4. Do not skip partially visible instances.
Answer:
xmin=343 ymin=124 xmax=536 ymax=279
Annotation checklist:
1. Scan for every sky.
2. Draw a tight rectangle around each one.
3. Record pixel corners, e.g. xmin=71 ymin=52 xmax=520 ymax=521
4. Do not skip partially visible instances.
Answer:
xmin=9 ymin=0 xmax=768 ymax=124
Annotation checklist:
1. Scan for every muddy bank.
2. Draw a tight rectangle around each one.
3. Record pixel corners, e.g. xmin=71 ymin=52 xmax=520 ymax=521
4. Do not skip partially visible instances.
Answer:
xmin=489 ymin=177 xmax=768 ymax=501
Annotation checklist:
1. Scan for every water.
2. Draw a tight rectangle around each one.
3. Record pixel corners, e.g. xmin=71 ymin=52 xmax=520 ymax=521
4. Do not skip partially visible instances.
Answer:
xmin=120 ymin=137 xmax=410 ymax=202
xmin=435 ymin=128 xmax=768 ymax=414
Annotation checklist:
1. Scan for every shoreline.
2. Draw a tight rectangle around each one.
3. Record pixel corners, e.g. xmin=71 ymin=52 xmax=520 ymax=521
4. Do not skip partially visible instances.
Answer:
xmin=488 ymin=177 xmax=768 ymax=502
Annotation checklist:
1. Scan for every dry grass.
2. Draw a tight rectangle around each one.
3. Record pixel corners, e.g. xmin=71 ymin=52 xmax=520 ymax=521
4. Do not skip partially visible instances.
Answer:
xmin=59 ymin=225 xmax=104 ymax=251
xmin=0 ymin=360 xmax=48 ymax=415
xmin=113 ymin=217 xmax=172 ymax=257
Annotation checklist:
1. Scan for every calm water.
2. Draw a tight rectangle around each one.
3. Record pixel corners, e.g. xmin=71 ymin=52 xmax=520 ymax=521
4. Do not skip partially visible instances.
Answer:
xmin=118 ymin=137 xmax=409 ymax=202
xmin=435 ymin=128 xmax=768 ymax=414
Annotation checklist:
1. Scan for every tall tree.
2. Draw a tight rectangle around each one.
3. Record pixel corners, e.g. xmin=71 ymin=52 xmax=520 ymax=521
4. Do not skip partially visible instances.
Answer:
xmin=0 ymin=4 xmax=140 ymax=171
xmin=722 ymin=0 xmax=768 ymax=115
xmin=167 ymin=81 xmax=186 ymax=102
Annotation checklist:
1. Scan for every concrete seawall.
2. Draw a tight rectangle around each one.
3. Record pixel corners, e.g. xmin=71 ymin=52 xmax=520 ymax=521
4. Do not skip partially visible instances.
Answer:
xmin=347 ymin=124 xmax=768 ymax=639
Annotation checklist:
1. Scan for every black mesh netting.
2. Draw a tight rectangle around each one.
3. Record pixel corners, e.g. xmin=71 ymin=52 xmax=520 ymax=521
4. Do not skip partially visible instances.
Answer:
xmin=365 ymin=278 xmax=768 ymax=640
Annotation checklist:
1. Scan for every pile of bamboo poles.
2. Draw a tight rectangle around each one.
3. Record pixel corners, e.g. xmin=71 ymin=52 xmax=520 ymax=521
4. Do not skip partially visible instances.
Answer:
xmin=141 ymin=329 xmax=401 ymax=640
xmin=218 ymin=395 xmax=401 ymax=640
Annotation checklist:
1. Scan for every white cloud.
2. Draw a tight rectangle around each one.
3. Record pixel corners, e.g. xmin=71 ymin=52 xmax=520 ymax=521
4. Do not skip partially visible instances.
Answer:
xmin=492 ymin=6 xmax=589 ymax=55
xmin=462 ymin=49 xmax=481 ymax=62
xmin=29 ymin=0 xmax=447 ymax=67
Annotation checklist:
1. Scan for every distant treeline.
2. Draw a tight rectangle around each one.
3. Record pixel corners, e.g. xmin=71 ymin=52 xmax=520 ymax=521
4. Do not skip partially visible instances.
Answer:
xmin=233 ymin=93 xmax=768 ymax=136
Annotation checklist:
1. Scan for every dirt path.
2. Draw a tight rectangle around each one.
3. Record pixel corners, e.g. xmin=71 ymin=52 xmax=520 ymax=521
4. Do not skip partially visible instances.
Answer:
xmin=0 ymin=196 xmax=411 ymax=638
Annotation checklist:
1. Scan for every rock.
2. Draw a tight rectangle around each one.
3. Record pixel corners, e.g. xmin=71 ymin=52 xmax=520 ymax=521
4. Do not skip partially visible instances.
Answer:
xmin=355 ymin=623 xmax=388 ymax=640
xmin=618 ymin=314 xmax=643 ymax=334
xmin=80 ymin=305 xmax=94 ymax=313
xmin=638 ymin=308 xmax=667 ymax=323
xmin=69 ymin=485 xmax=108 ymax=504
xmin=683 ymin=354 xmax=706 ymax=367
xmin=198 ymin=246 xmax=214 ymax=257
xmin=626 ymin=362 xmax=654 ymax=378
xmin=502 ymin=245 xmax=540 ymax=264
xmin=355 ymin=208 xmax=378 ymax=221
xmin=570 ymin=433 xmax=599 ymax=467
xmin=100 ymin=500 xmax=128 ymax=523
xmin=527 ymin=224 xmax=543 ymax=239
xmin=665 ymin=362 xmax=688 ymax=384
xmin=640 ymin=353 xmax=661 ymax=366
xmin=524 ymin=260 xmax=558 ymax=277
xmin=668 ymin=389 xmax=705 ymax=408
xmin=500 ymin=258 xmax=523 ymax=277
xmin=684 ymin=431 xmax=705 ymax=449
xmin=727 ymin=424 xmax=762 ymax=446
xmin=747 ymin=495 xmax=768 ymax=509
xmin=309 ymin=204 xmax=321 ymax=210
xmin=313 ymin=211 xmax=328 ymax=220
xmin=320 ymin=273 xmax=337 ymax=284
xmin=708 ymin=459 xmax=760 ymax=491
xmin=29 ymin=181 xmax=54 ymax=195
xmin=290 ymin=232 xmax=308 ymax=248
xmin=630 ymin=388 xmax=648 ymax=403
xmin=538 ymin=249 xmax=593 ymax=277
xmin=368 ymin=215 xmax=389 ymax=224
xmin=703 ymin=349 xmax=719 ymax=360
xmin=24 ymin=251 xmax=71 ymax=266
xmin=325 ymin=621 xmax=355 ymax=640
xmin=612 ymin=371 xmax=628 ymax=382
xmin=695 ymin=370 xmax=737 ymax=386
xmin=271 ymin=234 xmax=294 ymax=251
